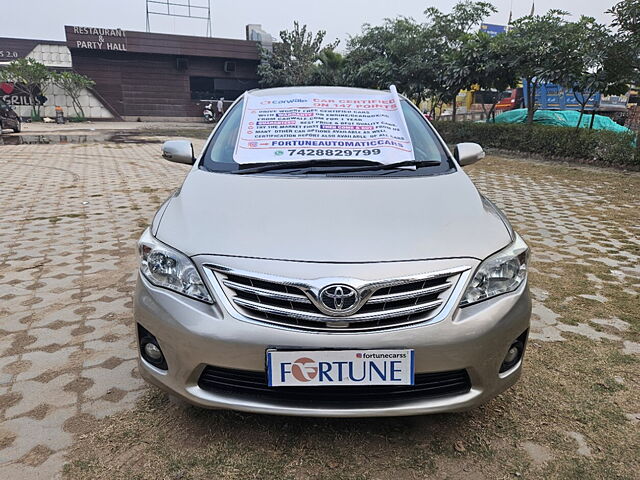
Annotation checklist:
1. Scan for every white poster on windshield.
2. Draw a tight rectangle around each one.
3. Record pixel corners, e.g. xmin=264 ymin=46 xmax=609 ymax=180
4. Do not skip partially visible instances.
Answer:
xmin=233 ymin=87 xmax=414 ymax=165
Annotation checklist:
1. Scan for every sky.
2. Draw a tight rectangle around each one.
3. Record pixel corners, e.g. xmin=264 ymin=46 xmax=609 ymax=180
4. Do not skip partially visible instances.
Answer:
xmin=1 ymin=0 xmax=618 ymax=45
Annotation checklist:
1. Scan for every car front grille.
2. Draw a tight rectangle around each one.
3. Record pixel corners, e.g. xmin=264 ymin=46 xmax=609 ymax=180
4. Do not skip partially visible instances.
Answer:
xmin=209 ymin=266 xmax=464 ymax=332
xmin=198 ymin=365 xmax=471 ymax=405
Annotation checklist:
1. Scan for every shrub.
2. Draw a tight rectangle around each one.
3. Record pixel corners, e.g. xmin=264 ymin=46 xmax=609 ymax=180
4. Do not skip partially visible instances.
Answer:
xmin=433 ymin=121 xmax=639 ymax=167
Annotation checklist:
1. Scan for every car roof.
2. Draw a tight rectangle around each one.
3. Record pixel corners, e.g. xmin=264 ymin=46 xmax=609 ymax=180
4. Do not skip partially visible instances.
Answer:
xmin=246 ymin=86 xmax=391 ymax=97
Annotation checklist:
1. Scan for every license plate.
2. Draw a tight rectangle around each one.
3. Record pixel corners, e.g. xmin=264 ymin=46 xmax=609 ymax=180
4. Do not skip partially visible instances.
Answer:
xmin=266 ymin=349 xmax=414 ymax=387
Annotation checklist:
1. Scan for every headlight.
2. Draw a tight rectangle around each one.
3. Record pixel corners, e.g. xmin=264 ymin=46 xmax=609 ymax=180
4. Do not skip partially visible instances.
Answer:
xmin=460 ymin=233 xmax=529 ymax=306
xmin=138 ymin=228 xmax=212 ymax=303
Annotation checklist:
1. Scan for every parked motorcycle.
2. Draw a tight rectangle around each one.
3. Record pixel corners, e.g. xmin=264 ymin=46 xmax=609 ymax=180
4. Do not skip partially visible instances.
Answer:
xmin=203 ymin=102 xmax=214 ymax=123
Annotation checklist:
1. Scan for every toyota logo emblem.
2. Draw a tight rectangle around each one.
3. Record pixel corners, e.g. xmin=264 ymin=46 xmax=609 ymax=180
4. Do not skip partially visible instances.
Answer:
xmin=319 ymin=284 xmax=359 ymax=315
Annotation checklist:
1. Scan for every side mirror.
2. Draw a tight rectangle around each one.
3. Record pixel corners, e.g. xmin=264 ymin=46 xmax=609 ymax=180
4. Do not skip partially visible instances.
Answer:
xmin=454 ymin=142 xmax=485 ymax=166
xmin=162 ymin=140 xmax=195 ymax=165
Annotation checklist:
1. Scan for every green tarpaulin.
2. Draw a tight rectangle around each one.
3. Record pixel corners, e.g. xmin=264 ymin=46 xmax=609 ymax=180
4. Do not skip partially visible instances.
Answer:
xmin=491 ymin=109 xmax=633 ymax=134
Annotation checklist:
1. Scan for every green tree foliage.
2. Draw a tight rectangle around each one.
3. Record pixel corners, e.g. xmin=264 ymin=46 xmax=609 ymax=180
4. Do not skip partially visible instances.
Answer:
xmin=0 ymin=58 xmax=51 ymax=119
xmin=257 ymin=22 xmax=338 ymax=87
xmin=607 ymin=0 xmax=640 ymax=83
xmin=557 ymin=17 xmax=629 ymax=129
xmin=344 ymin=17 xmax=431 ymax=100
xmin=457 ymin=31 xmax=518 ymax=120
xmin=503 ymin=10 xmax=579 ymax=124
xmin=344 ymin=1 xmax=496 ymax=118
xmin=256 ymin=0 xmax=636 ymax=132
xmin=52 ymin=71 xmax=96 ymax=120
xmin=313 ymin=49 xmax=346 ymax=86
xmin=424 ymin=1 xmax=496 ymax=120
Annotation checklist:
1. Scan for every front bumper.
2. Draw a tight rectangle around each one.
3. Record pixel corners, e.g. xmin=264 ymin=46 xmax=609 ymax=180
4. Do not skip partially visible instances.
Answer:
xmin=134 ymin=259 xmax=531 ymax=417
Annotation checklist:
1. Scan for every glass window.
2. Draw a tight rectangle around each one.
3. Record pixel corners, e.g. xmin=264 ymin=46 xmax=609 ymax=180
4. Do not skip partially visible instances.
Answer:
xmin=201 ymin=97 xmax=455 ymax=176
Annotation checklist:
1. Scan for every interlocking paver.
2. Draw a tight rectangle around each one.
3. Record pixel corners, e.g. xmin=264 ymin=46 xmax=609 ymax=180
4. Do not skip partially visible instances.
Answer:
xmin=1 ymin=137 xmax=638 ymax=478
xmin=466 ymin=160 xmax=640 ymax=349
xmin=0 ymin=139 xmax=193 ymax=478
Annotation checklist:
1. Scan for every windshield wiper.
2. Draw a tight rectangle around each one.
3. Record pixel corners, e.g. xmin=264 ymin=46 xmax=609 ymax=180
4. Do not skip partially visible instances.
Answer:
xmin=233 ymin=159 xmax=384 ymax=175
xmin=233 ymin=159 xmax=442 ymax=175
xmin=292 ymin=160 xmax=442 ymax=175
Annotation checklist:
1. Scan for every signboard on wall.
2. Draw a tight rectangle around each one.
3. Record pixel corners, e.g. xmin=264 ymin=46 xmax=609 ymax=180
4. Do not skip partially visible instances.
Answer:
xmin=0 ymin=49 xmax=19 ymax=60
xmin=65 ymin=26 xmax=127 ymax=51
xmin=1 ymin=83 xmax=46 ymax=106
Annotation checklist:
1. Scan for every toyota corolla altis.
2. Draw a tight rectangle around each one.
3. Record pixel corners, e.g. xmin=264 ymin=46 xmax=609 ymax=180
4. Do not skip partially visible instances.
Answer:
xmin=134 ymin=86 xmax=531 ymax=417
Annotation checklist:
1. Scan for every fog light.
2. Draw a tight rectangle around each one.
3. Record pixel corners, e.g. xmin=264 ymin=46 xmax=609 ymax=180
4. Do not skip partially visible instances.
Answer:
xmin=137 ymin=324 xmax=168 ymax=370
xmin=500 ymin=339 xmax=524 ymax=373
xmin=144 ymin=342 xmax=163 ymax=361
xmin=504 ymin=346 xmax=519 ymax=364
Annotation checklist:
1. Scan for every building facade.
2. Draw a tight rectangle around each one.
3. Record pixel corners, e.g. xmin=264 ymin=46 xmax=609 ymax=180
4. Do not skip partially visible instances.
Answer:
xmin=1 ymin=26 xmax=261 ymax=121
xmin=0 ymin=36 xmax=114 ymax=119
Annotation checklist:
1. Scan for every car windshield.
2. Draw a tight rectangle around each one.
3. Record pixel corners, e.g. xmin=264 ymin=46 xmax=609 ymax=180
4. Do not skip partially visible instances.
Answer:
xmin=200 ymin=97 xmax=455 ymax=176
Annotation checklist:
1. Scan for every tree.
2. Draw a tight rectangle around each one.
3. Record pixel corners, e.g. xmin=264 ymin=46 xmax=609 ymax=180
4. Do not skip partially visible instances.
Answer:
xmin=257 ymin=22 xmax=338 ymax=87
xmin=504 ymin=10 xmax=579 ymax=124
xmin=344 ymin=17 xmax=433 ymax=100
xmin=52 ymin=71 xmax=95 ymax=120
xmin=423 ymin=1 xmax=497 ymax=121
xmin=607 ymin=0 xmax=640 ymax=83
xmin=344 ymin=1 xmax=496 ymax=117
xmin=0 ymin=58 xmax=50 ymax=119
xmin=459 ymin=31 xmax=518 ymax=120
xmin=313 ymin=49 xmax=346 ymax=86
xmin=607 ymin=1 xmax=640 ymax=158
xmin=557 ymin=17 xmax=629 ymax=129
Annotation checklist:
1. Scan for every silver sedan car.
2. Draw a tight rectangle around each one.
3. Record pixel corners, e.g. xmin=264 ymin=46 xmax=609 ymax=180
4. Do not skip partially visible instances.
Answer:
xmin=134 ymin=86 xmax=531 ymax=417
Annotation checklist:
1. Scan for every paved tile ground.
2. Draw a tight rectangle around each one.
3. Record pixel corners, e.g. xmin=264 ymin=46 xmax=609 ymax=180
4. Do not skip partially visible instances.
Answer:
xmin=0 ymin=139 xmax=198 ymax=478
xmin=0 ymin=138 xmax=638 ymax=479
xmin=467 ymin=160 xmax=640 ymax=351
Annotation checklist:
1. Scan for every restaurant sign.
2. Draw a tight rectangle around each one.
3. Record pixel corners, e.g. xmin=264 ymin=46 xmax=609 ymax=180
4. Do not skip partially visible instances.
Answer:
xmin=67 ymin=26 xmax=127 ymax=52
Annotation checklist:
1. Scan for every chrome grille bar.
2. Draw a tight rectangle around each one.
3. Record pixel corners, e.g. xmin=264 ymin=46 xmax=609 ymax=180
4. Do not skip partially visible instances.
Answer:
xmin=233 ymin=297 xmax=444 ymax=323
xmin=207 ymin=264 xmax=467 ymax=332
xmin=368 ymin=282 xmax=452 ymax=304
xmin=222 ymin=279 xmax=311 ymax=304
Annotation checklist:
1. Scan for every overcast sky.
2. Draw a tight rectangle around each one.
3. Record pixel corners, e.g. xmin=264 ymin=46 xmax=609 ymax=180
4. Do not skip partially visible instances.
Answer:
xmin=3 ymin=0 xmax=618 ymax=45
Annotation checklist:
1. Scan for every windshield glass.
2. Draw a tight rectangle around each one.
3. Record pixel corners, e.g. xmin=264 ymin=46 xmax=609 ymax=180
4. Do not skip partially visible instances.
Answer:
xmin=200 ymin=96 xmax=455 ymax=176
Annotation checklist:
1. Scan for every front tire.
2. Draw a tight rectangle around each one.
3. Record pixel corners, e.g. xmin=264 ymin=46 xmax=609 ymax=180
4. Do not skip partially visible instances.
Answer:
xmin=12 ymin=120 xmax=21 ymax=133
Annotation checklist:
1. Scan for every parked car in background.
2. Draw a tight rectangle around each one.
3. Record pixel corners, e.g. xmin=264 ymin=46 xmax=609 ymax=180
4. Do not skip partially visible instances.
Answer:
xmin=134 ymin=86 xmax=531 ymax=417
xmin=0 ymin=99 xmax=21 ymax=133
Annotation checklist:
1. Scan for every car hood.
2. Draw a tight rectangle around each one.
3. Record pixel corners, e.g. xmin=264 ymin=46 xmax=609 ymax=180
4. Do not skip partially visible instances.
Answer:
xmin=156 ymin=169 xmax=512 ymax=263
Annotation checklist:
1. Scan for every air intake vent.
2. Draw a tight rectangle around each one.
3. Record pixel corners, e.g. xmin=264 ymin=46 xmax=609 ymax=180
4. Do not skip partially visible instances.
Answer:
xmin=198 ymin=365 xmax=472 ymax=404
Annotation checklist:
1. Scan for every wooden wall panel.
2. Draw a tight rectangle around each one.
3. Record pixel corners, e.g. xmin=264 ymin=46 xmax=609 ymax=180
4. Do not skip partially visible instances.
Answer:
xmin=71 ymin=50 xmax=259 ymax=118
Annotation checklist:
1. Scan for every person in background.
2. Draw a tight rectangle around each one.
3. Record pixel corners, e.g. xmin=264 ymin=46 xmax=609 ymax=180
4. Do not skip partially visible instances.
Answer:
xmin=216 ymin=97 xmax=224 ymax=121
